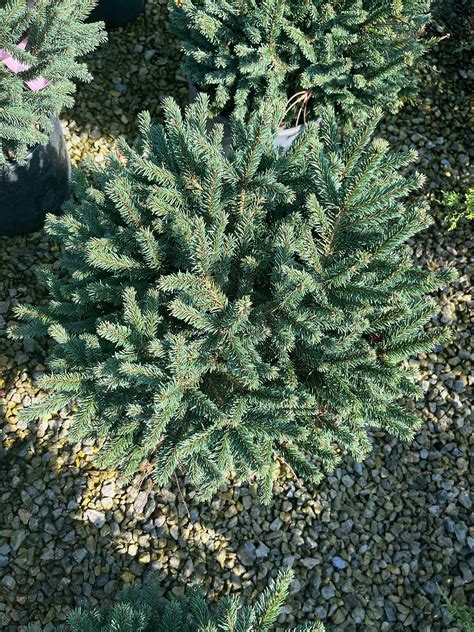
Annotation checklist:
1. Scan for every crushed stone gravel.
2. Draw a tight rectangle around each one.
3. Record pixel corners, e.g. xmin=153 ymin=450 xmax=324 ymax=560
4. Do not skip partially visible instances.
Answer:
xmin=0 ymin=2 xmax=472 ymax=630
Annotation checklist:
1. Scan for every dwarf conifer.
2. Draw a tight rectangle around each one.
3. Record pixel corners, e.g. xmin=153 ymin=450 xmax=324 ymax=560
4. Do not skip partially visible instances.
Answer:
xmin=12 ymin=96 xmax=454 ymax=501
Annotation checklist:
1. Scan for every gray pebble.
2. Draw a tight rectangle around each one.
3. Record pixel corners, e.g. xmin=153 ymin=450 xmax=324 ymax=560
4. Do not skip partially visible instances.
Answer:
xmin=331 ymin=556 xmax=346 ymax=570
xmin=73 ymin=549 xmax=88 ymax=564
xmin=237 ymin=542 xmax=256 ymax=566
xmin=321 ymin=584 xmax=336 ymax=600
xmin=1 ymin=576 xmax=16 ymax=591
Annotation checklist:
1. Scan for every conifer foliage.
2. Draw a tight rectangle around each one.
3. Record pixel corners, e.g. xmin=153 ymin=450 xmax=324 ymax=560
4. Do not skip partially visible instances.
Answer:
xmin=26 ymin=570 xmax=324 ymax=631
xmin=13 ymin=96 xmax=453 ymax=501
xmin=0 ymin=0 xmax=106 ymax=165
xmin=169 ymin=0 xmax=431 ymax=125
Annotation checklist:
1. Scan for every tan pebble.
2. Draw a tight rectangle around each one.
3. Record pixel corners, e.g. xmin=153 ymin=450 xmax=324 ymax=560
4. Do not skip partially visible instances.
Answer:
xmin=169 ymin=556 xmax=180 ymax=569
xmin=121 ymin=571 xmax=135 ymax=583
xmin=216 ymin=550 xmax=226 ymax=568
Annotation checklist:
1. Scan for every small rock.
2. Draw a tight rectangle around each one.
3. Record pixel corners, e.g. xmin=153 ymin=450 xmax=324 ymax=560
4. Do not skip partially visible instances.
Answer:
xmin=301 ymin=558 xmax=319 ymax=569
xmin=454 ymin=523 xmax=467 ymax=544
xmin=2 ymin=575 xmax=16 ymax=591
xmin=133 ymin=491 xmax=148 ymax=514
xmin=73 ymin=549 xmax=88 ymax=564
xmin=352 ymin=607 xmax=365 ymax=624
xmin=169 ymin=556 xmax=180 ymax=569
xmin=342 ymin=474 xmax=354 ymax=487
xmin=255 ymin=542 xmax=270 ymax=558
xmin=385 ymin=605 xmax=396 ymax=622
xmin=225 ymin=505 xmax=238 ymax=519
xmin=270 ymin=517 xmax=283 ymax=531
xmin=237 ymin=542 xmax=257 ymax=566
xmin=321 ymin=584 xmax=336 ymax=600
xmin=283 ymin=555 xmax=296 ymax=568
xmin=41 ymin=548 xmax=55 ymax=561
xmin=11 ymin=530 xmax=26 ymax=552
xmin=331 ymin=556 xmax=346 ymax=570
xmin=84 ymin=509 xmax=106 ymax=529
xmin=331 ymin=608 xmax=346 ymax=624
xmin=102 ymin=497 xmax=114 ymax=510
xmin=424 ymin=581 xmax=437 ymax=596
xmin=458 ymin=491 xmax=471 ymax=510
xmin=242 ymin=496 xmax=252 ymax=510
xmin=96 ymin=575 xmax=109 ymax=587
xmin=102 ymin=482 xmax=116 ymax=497
xmin=154 ymin=514 xmax=166 ymax=528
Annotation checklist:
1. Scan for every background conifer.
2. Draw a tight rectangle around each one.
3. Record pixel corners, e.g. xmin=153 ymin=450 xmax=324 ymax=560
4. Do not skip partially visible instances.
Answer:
xmin=169 ymin=0 xmax=432 ymax=126
xmin=12 ymin=97 xmax=454 ymax=501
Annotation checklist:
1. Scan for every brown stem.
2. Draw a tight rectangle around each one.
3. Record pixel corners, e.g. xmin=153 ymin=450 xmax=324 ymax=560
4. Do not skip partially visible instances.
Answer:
xmin=174 ymin=471 xmax=191 ymax=519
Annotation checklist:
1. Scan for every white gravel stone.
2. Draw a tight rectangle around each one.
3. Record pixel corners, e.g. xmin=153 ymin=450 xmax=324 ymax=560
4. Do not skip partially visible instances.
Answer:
xmin=84 ymin=509 xmax=106 ymax=529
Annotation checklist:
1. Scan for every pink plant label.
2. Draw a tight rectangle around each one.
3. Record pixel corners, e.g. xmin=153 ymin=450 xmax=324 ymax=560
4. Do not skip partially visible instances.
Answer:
xmin=0 ymin=36 xmax=49 ymax=91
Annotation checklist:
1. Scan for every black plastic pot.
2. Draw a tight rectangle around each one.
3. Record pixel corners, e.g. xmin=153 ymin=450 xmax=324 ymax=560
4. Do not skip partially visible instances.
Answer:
xmin=0 ymin=117 xmax=71 ymax=237
xmin=89 ymin=0 xmax=145 ymax=29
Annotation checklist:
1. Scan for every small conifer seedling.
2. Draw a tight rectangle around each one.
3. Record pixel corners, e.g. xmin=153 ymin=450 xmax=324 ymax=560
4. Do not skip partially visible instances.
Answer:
xmin=0 ymin=0 xmax=106 ymax=165
xmin=12 ymin=97 xmax=454 ymax=501
xmin=26 ymin=570 xmax=325 ymax=631
xmin=169 ymin=0 xmax=432 ymax=126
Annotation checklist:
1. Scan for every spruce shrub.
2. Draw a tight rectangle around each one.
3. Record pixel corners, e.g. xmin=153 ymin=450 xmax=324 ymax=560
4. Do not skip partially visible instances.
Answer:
xmin=26 ymin=570 xmax=324 ymax=631
xmin=169 ymin=0 xmax=432 ymax=126
xmin=12 ymin=97 xmax=454 ymax=501
xmin=0 ymin=0 xmax=106 ymax=165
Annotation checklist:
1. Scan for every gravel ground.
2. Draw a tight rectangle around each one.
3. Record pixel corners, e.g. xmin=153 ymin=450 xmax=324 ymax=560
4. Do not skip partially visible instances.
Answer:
xmin=0 ymin=1 xmax=473 ymax=630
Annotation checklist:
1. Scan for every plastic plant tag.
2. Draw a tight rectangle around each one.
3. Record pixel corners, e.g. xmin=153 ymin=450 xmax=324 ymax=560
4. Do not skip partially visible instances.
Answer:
xmin=0 ymin=36 xmax=49 ymax=91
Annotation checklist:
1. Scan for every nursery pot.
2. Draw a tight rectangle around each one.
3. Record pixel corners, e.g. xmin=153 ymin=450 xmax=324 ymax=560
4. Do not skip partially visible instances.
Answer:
xmin=0 ymin=116 xmax=71 ymax=237
xmin=187 ymin=77 xmax=304 ymax=151
xmin=89 ymin=0 xmax=145 ymax=29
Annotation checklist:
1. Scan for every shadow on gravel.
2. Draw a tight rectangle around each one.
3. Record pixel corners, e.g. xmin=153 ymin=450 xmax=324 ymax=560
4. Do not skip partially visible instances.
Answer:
xmin=0 ymin=420 xmax=192 ymax=629
xmin=0 ymin=396 xmax=470 ymax=632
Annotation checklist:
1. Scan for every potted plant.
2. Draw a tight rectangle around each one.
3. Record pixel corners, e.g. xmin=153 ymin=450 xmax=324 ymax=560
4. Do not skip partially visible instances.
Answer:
xmin=26 ymin=569 xmax=325 ymax=631
xmin=169 ymin=0 xmax=432 ymax=145
xmin=0 ymin=0 xmax=106 ymax=236
xmin=12 ymin=98 xmax=454 ymax=502
xmin=88 ymin=0 xmax=145 ymax=29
